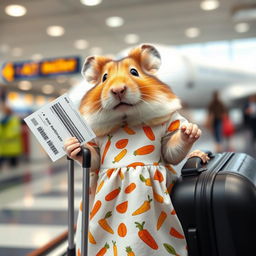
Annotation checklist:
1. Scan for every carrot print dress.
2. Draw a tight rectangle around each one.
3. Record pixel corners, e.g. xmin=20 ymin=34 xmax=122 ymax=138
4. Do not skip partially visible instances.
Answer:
xmin=76 ymin=112 xmax=188 ymax=256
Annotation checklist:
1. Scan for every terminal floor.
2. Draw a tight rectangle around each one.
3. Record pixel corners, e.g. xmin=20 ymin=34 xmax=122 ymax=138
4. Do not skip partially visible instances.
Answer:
xmin=0 ymin=129 xmax=255 ymax=256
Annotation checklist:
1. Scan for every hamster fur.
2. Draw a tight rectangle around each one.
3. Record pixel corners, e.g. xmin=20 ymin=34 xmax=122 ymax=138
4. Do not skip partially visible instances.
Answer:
xmin=79 ymin=44 xmax=200 ymax=170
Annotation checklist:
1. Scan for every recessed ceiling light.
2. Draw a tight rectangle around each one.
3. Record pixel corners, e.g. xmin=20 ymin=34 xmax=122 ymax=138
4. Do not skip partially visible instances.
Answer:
xmin=74 ymin=39 xmax=89 ymax=50
xmin=0 ymin=44 xmax=10 ymax=54
xmin=235 ymin=22 xmax=250 ymax=33
xmin=106 ymin=16 xmax=124 ymax=27
xmin=12 ymin=47 xmax=23 ymax=57
xmin=90 ymin=47 xmax=102 ymax=55
xmin=31 ymin=53 xmax=43 ymax=61
xmin=18 ymin=81 xmax=32 ymax=91
xmin=42 ymin=84 xmax=54 ymax=94
xmin=5 ymin=5 xmax=27 ymax=17
xmin=80 ymin=0 xmax=102 ymax=6
xmin=185 ymin=27 xmax=201 ymax=38
xmin=200 ymin=0 xmax=219 ymax=11
xmin=124 ymin=34 xmax=140 ymax=44
xmin=46 ymin=26 xmax=65 ymax=37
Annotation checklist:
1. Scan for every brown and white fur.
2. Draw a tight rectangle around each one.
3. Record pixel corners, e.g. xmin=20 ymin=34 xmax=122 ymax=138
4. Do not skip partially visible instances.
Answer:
xmin=65 ymin=44 xmax=207 ymax=169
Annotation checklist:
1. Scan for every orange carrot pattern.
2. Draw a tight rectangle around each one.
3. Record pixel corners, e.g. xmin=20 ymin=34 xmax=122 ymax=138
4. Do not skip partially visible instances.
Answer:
xmin=112 ymin=241 xmax=117 ymax=256
xmin=96 ymin=242 xmax=110 ymax=256
xmin=157 ymin=211 xmax=167 ymax=230
xmin=139 ymin=174 xmax=152 ymax=186
xmin=168 ymin=120 xmax=180 ymax=133
xmin=127 ymin=162 xmax=145 ymax=168
xmin=153 ymin=191 xmax=164 ymax=203
xmin=115 ymin=139 xmax=128 ymax=149
xmin=90 ymin=200 xmax=102 ymax=220
xmin=154 ymin=169 xmax=164 ymax=182
xmin=168 ymin=182 xmax=175 ymax=194
xmin=113 ymin=149 xmax=127 ymax=163
xmin=165 ymin=165 xmax=177 ymax=174
xmin=126 ymin=246 xmax=135 ymax=256
xmin=132 ymin=195 xmax=152 ymax=216
xmin=135 ymin=221 xmax=158 ymax=250
xmin=124 ymin=183 xmax=136 ymax=193
xmin=116 ymin=201 xmax=128 ymax=213
xmin=134 ymin=145 xmax=155 ymax=156
xmin=88 ymin=231 xmax=96 ymax=244
xmin=77 ymin=248 xmax=81 ymax=256
xmin=171 ymin=209 xmax=176 ymax=215
xmin=105 ymin=187 xmax=121 ymax=201
xmin=96 ymin=180 xmax=104 ymax=194
xmin=101 ymin=135 xmax=112 ymax=164
xmin=117 ymin=222 xmax=127 ymax=237
xmin=106 ymin=168 xmax=115 ymax=178
xmin=98 ymin=211 xmax=114 ymax=234
xmin=142 ymin=125 xmax=155 ymax=141
xmin=123 ymin=125 xmax=136 ymax=135
xmin=118 ymin=169 xmax=124 ymax=180
xmin=170 ymin=227 xmax=185 ymax=239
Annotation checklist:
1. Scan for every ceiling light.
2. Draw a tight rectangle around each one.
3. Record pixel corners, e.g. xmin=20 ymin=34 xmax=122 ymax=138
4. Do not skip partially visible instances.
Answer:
xmin=200 ymin=0 xmax=219 ymax=11
xmin=74 ymin=39 xmax=89 ymax=50
xmin=31 ymin=53 xmax=43 ymax=61
xmin=12 ymin=47 xmax=23 ymax=57
xmin=232 ymin=4 xmax=256 ymax=21
xmin=18 ymin=81 xmax=32 ymax=91
xmin=80 ymin=0 xmax=102 ymax=6
xmin=89 ymin=47 xmax=102 ymax=55
xmin=0 ymin=44 xmax=10 ymax=54
xmin=106 ymin=16 xmax=124 ymax=27
xmin=5 ymin=5 xmax=27 ymax=17
xmin=42 ymin=84 xmax=54 ymax=94
xmin=46 ymin=26 xmax=65 ymax=37
xmin=185 ymin=27 xmax=200 ymax=38
xmin=235 ymin=22 xmax=250 ymax=33
xmin=124 ymin=34 xmax=140 ymax=44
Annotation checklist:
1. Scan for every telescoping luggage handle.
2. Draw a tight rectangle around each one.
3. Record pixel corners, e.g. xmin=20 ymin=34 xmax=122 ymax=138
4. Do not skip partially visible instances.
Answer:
xmin=67 ymin=147 xmax=91 ymax=256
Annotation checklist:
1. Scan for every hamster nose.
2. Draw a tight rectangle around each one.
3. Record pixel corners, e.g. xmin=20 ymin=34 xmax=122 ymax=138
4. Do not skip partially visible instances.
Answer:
xmin=111 ymin=86 xmax=127 ymax=100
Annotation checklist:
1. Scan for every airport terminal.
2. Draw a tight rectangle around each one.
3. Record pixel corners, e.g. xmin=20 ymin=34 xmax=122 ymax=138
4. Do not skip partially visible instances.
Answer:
xmin=0 ymin=0 xmax=256 ymax=255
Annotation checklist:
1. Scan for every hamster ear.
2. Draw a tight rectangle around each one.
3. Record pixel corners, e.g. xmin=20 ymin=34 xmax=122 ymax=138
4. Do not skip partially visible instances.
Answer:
xmin=81 ymin=56 xmax=99 ymax=84
xmin=81 ymin=56 xmax=112 ymax=84
xmin=129 ymin=44 xmax=161 ymax=74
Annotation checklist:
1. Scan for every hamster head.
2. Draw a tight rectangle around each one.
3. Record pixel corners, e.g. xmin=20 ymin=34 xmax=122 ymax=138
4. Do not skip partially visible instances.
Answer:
xmin=79 ymin=44 xmax=181 ymax=136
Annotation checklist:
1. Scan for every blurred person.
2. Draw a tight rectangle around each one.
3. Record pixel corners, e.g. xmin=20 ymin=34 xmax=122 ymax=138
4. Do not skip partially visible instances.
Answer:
xmin=0 ymin=104 xmax=23 ymax=169
xmin=244 ymin=94 xmax=256 ymax=145
xmin=205 ymin=91 xmax=227 ymax=153
xmin=222 ymin=110 xmax=235 ymax=151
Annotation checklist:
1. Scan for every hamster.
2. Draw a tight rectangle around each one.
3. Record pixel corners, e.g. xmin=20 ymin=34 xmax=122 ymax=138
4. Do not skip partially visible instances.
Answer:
xmin=64 ymin=44 xmax=208 ymax=256
xmin=66 ymin=44 xmax=204 ymax=167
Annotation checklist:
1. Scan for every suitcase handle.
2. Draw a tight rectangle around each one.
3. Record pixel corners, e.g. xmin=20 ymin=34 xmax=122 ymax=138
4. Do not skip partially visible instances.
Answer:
xmin=81 ymin=147 xmax=91 ymax=256
xmin=181 ymin=151 xmax=213 ymax=177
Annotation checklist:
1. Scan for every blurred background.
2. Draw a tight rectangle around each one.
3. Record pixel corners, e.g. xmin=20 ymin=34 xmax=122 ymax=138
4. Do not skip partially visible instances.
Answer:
xmin=0 ymin=0 xmax=256 ymax=255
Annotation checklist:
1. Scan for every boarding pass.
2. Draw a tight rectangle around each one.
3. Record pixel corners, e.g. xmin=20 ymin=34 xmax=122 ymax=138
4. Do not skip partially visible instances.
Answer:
xmin=24 ymin=93 xmax=96 ymax=162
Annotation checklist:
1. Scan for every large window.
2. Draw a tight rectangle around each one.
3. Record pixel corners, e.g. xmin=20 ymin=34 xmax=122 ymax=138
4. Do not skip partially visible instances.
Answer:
xmin=177 ymin=38 xmax=256 ymax=71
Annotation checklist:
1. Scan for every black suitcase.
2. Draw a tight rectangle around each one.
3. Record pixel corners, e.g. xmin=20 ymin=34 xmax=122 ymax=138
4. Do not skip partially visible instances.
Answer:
xmin=171 ymin=152 xmax=256 ymax=256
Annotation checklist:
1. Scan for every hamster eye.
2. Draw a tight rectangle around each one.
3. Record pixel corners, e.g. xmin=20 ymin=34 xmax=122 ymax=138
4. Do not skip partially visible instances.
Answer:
xmin=102 ymin=73 xmax=108 ymax=82
xmin=130 ymin=68 xmax=139 ymax=77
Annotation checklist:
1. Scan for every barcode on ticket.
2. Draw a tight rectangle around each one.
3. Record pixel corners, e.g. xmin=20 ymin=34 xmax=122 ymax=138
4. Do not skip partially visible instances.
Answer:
xmin=37 ymin=126 xmax=49 ymax=141
xmin=50 ymin=102 xmax=86 ymax=142
xmin=46 ymin=140 xmax=59 ymax=155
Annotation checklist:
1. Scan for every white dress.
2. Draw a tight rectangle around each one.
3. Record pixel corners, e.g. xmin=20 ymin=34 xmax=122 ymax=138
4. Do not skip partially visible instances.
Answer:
xmin=76 ymin=112 xmax=188 ymax=256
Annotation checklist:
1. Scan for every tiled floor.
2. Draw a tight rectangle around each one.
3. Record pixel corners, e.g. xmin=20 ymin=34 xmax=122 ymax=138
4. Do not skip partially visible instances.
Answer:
xmin=0 ymin=128 xmax=255 ymax=256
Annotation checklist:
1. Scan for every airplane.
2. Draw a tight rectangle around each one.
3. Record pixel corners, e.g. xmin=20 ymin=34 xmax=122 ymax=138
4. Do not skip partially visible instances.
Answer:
xmin=68 ymin=44 xmax=256 ymax=109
